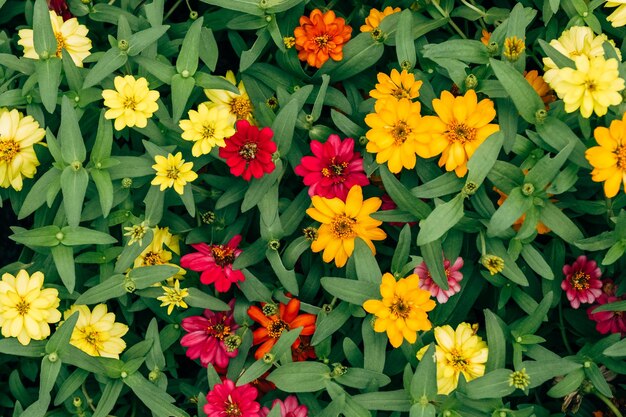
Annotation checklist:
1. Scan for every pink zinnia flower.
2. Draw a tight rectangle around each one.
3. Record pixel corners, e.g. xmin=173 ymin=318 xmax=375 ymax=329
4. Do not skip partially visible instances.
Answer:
xmin=180 ymin=235 xmax=244 ymax=292
xmin=180 ymin=301 xmax=239 ymax=369
xmin=205 ymin=379 xmax=261 ymax=417
xmin=219 ymin=120 xmax=277 ymax=181
xmin=415 ymin=257 xmax=464 ymax=303
xmin=561 ymin=255 xmax=603 ymax=309
xmin=259 ymin=395 xmax=308 ymax=417
xmin=294 ymin=134 xmax=368 ymax=200
xmin=587 ymin=280 xmax=626 ymax=336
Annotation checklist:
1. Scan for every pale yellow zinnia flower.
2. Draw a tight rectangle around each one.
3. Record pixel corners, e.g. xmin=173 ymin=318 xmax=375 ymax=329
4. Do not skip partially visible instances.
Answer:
xmin=0 ymin=270 xmax=61 ymax=345
xmin=416 ymin=322 xmax=489 ymax=395
xmin=18 ymin=10 xmax=92 ymax=67
xmin=102 ymin=75 xmax=160 ymax=131
xmin=547 ymin=55 xmax=625 ymax=118
xmin=62 ymin=304 xmax=128 ymax=358
xmin=156 ymin=279 xmax=189 ymax=315
xmin=0 ymin=108 xmax=45 ymax=191
xmin=606 ymin=1 xmax=626 ymax=27
xmin=204 ymin=70 xmax=255 ymax=123
xmin=179 ymin=103 xmax=236 ymax=157
xmin=151 ymin=152 xmax=198 ymax=195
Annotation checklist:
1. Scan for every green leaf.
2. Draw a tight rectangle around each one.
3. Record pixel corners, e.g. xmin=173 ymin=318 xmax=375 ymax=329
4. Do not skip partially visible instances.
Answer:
xmin=466 ymin=131 xmax=504 ymax=186
xmin=53 ymin=369 xmax=89 ymax=406
xmin=354 ymin=238 xmax=382 ymax=283
xmin=312 ymin=302 xmax=351 ymax=346
xmin=271 ymin=98 xmax=300 ymax=155
xmin=185 ymin=287 xmax=230 ymax=311
xmin=171 ymin=74 xmax=196 ymax=122
xmin=392 ymin=225 xmax=411 ymax=274
xmin=351 ymin=390 xmax=412 ymax=412
xmin=318 ymin=33 xmax=384 ymax=82
xmin=522 ymin=359 xmax=582 ymax=388
xmin=82 ymin=48 xmax=128 ymax=89
xmin=92 ymin=379 xmax=124 ymax=417
xmin=59 ymin=96 xmax=86 ymax=163
xmin=267 ymin=362 xmax=330 ymax=392
xmin=91 ymin=111 xmax=113 ymax=163
xmin=36 ymin=58 xmax=62 ymax=113
xmin=335 ymin=368 xmax=391 ymax=389
xmin=489 ymin=58 xmax=543 ymax=124
xmin=144 ymin=185 xmax=165 ymax=225
xmin=10 ymin=225 xmax=61 ymax=247
xmin=396 ymin=9 xmax=416 ymax=68
xmin=127 ymin=25 xmax=169 ymax=56
xmin=320 ymin=277 xmax=380 ymax=305
xmin=520 ymin=244 xmax=554 ymax=280
xmin=586 ymin=362 xmax=612 ymax=397
xmin=240 ymin=29 xmax=271 ymax=72
xmin=33 ymin=0 xmax=57 ymax=56
xmin=547 ymin=368 xmax=585 ymax=398
xmin=265 ymin=0 xmax=302 ymax=13
xmin=242 ymin=160 xmax=283 ymax=212
xmin=539 ymin=201 xmax=584 ymax=242
xmin=466 ymin=369 xmax=515 ymax=399
xmin=114 ymin=229 xmax=153 ymax=273
xmin=379 ymin=165 xmax=431 ymax=219
xmin=201 ymin=0 xmax=264 ymax=16
xmin=176 ymin=17 xmax=203 ymax=76
xmin=538 ymin=39 xmax=575 ymax=69
xmin=124 ymin=373 xmax=189 ymax=417
xmin=419 ymin=239 xmax=448 ymax=290
xmin=128 ymin=265 xmax=180 ymax=288
xmin=535 ymin=117 xmax=591 ymax=168
xmin=411 ymin=173 xmax=464 ymax=198
xmin=416 ymin=193 xmax=465 ymax=246
xmin=0 ymin=339 xmax=46 ymax=357
xmin=525 ymin=143 xmax=574 ymax=191
xmin=39 ymin=355 xmax=61 ymax=401
xmin=512 ymin=292 xmax=553 ymax=337
xmin=362 ymin=319 xmax=386 ymax=372
xmin=604 ymin=338 xmax=626 ymax=356
xmin=91 ymin=169 xmax=114 ymax=218
xmin=485 ymin=309 xmax=507 ymax=372
xmin=424 ymin=40 xmax=489 ymax=64
xmin=409 ymin=403 xmax=436 ymax=417
xmin=61 ymin=166 xmax=89 ymax=228
xmin=60 ymin=226 xmax=117 ymax=246
xmin=266 ymin=249 xmax=299 ymax=295
xmin=195 ymin=71 xmax=240 ymax=93
xmin=75 ymin=274 xmax=125 ymax=305
xmin=487 ymin=188 xmax=532 ymax=236
xmin=239 ymin=269 xmax=274 ymax=302
xmin=51 ymin=244 xmax=76 ymax=293
xmin=411 ymin=344 xmax=437 ymax=400
xmin=47 ymin=312 xmax=79 ymax=355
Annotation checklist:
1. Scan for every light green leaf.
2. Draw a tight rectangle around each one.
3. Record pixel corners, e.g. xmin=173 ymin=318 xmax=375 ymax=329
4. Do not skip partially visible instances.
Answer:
xmin=51 ymin=245 xmax=76 ymax=293
xmin=82 ymin=48 xmax=128 ymax=89
xmin=36 ymin=58 xmax=62 ymax=113
xmin=466 ymin=369 xmax=515 ymax=399
xmin=127 ymin=25 xmax=169 ymax=56
xmin=317 ymin=33 xmax=384 ymax=82
xmin=33 ymin=0 xmax=57 ymax=56
xmin=61 ymin=166 xmax=89 ymax=227
xmin=320 ymin=277 xmax=380 ymax=305
xmin=396 ymin=9 xmax=416 ymax=68
xmin=268 ymin=362 xmax=330 ymax=392
xmin=176 ymin=17 xmax=203 ymax=75
xmin=60 ymin=226 xmax=117 ymax=246
xmin=416 ymin=193 xmax=465 ymax=246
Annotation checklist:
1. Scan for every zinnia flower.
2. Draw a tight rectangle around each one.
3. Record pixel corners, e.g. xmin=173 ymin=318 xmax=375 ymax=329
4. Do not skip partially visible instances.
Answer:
xmin=480 ymin=29 xmax=491 ymax=45
xmin=205 ymin=379 xmax=261 ymax=417
xmin=259 ymin=396 xmax=308 ymax=417
xmin=291 ymin=336 xmax=316 ymax=362
xmin=502 ymin=36 xmax=525 ymax=62
xmin=546 ymin=55 xmax=624 ymax=118
xmin=606 ymin=1 xmax=626 ymax=27
xmin=151 ymin=152 xmax=198 ymax=195
xmin=62 ymin=304 xmax=129 ymax=358
xmin=524 ymin=70 xmax=556 ymax=107
xmin=133 ymin=227 xmax=185 ymax=286
xmin=180 ymin=235 xmax=245 ymax=292
xmin=102 ymin=75 xmax=159 ymax=131
xmin=418 ymin=89 xmax=499 ymax=177
xmin=561 ymin=255 xmax=603 ymax=309
xmin=587 ymin=280 xmax=626 ymax=335
xmin=363 ymin=273 xmax=436 ymax=348
xmin=415 ymin=257 xmax=464 ymax=303
xmin=306 ymin=185 xmax=387 ymax=268
xmin=416 ymin=322 xmax=489 ymax=395
xmin=481 ymin=254 xmax=504 ymax=275
xmin=0 ymin=108 xmax=45 ymax=191
xmin=586 ymin=113 xmax=626 ymax=197
xmin=364 ymin=98 xmax=425 ymax=174
xmin=179 ymin=102 xmax=236 ymax=157
xmin=204 ymin=70 xmax=255 ymax=123
xmin=218 ymin=120 xmax=277 ymax=181
xmin=247 ymin=298 xmax=316 ymax=360
xmin=0 ymin=270 xmax=61 ymax=345
xmin=180 ymin=302 xmax=239 ymax=369
xmin=370 ymin=69 xmax=422 ymax=101
xmin=18 ymin=10 xmax=91 ymax=66
xmin=360 ymin=6 xmax=401 ymax=32
xmin=294 ymin=9 xmax=352 ymax=68
xmin=294 ymin=134 xmax=368 ymax=200
xmin=48 ymin=0 xmax=71 ymax=20
xmin=156 ymin=279 xmax=189 ymax=315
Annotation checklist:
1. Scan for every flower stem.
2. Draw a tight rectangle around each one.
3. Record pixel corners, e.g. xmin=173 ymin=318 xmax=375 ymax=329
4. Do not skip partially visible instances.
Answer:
xmin=461 ymin=0 xmax=487 ymax=29
xmin=594 ymin=391 xmax=623 ymax=417
xmin=164 ymin=0 xmax=184 ymax=20
xmin=558 ymin=302 xmax=573 ymax=355
xmin=431 ymin=0 xmax=467 ymax=39
xmin=81 ymin=383 xmax=97 ymax=412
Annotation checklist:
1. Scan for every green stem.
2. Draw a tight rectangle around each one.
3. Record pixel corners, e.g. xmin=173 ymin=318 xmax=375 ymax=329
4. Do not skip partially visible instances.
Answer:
xmin=463 ymin=0 xmax=487 ymax=29
xmin=595 ymin=391 xmax=623 ymax=417
xmin=81 ymin=383 xmax=97 ymax=413
xmin=558 ymin=302 xmax=573 ymax=355
xmin=431 ymin=0 xmax=467 ymax=39
xmin=479 ymin=231 xmax=487 ymax=255
xmin=164 ymin=0 xmax=184 ymax=20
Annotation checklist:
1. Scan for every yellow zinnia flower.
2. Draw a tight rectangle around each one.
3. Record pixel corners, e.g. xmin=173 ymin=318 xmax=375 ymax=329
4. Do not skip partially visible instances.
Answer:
xmin=179 ymin=103 xmax=236 ymax=157
xmin=0 ymin=270 xmax=61 ymax=346
xmin=102 ymin=75 xmax=160 ymax=131
xmin=151 ymin=152 xmax=198 ymax=195
xmin=363 ymin=273 xmax=435 ymax=348
xmin=547 ymin=55 xmax=624 ymax=118
xmin=416 ymin=322 xmax=489 ymax=395
xmin=204 ymin=70 xmax=254 ymax=123
xmin=62 ymin=304 xmax=128 ymax=358
xmin=418 ymin=90 xmax=499 ymax=177
xmin=156 ymin=279 xmax=189 ymax=315
xmin=586 ymin=113 xmax=626 ymax=197
xmin=365 ymin=98 xmax=425 ymax=174
xmin=369 ymin=69 xmax=422 ymax=101
xmin=606 ymin=1 xmax=626 ymax=27
xmin=0 ymin=108 xmax=45 ymax=191
xmin=133 ymin=226 xmax=185 ymax=285
xmin=306 ymin=185 xmax=386 ymax=268
xmin=360 ymin=6 xmax=401 ymax=32
xmin=17 ymin=10 xmax=92 ymax=67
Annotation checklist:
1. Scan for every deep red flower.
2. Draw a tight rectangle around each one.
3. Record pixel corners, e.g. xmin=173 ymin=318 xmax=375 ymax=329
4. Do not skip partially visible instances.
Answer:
xmin=204 ymin=379 xmax=261 ymax=417
xmin=48 ymin=0 xmax=72 ymax=20
xmin=561 ymin=255 xmax=603 ymax=309
xmin=219 ymin=120 xmax=277 ymax=181
xmin=180 ymin=235 xmax=244 ymax=292
xmin=180 ymin=301 xmax=239 ymax=369
xmin=291 ymin=336 xmax=316 ymax=362
xmin=587 ymin=280 xmax=626 ymax=336
xmin=294 ymin=134 xmax=368 ymax=200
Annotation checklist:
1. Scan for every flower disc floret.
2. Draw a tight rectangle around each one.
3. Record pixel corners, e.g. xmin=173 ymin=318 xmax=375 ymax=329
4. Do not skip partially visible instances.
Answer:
xmin=102 ymin=76 xmax=160 ymax=131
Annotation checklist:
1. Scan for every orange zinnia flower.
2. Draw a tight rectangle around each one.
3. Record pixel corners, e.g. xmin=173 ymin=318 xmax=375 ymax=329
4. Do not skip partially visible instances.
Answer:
xmin=524 ymin=70 xmax=556 ymax=107
xmin=247 ymin=298 xmax=316 ymax=359
xmin=294 ymin=9 xmax=352 ymax=68
xmin=480 ymin=29 xmax=491 ymax=45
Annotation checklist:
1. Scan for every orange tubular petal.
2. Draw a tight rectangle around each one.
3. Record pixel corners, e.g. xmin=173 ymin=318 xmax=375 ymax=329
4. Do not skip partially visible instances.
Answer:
xmin=290 ymin=314 xmax=317 ymax=335
xmin=248 ymin=305 xmax=272 ymax=327
xmin=254 ymin=339 xmax=276 ymax=360
xmin=252 ymin=327 xmax=269 ymax=345
xmin=283 ymin=298 xmax=301 ymax=323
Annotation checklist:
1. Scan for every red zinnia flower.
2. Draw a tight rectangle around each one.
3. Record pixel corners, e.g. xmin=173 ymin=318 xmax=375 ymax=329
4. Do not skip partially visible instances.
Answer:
xmin=294 ymin=134 xmax=368 ymax=200
xmin=291 ymin=336 xmax=316 ymax=362
xmin=259 ymin=395 xmax=308 ymax=417
xmin=204 ymin=379 xmax=261 ymax=417
xmin=180 ymin=301 xmax=239 ymax=369
xmin=587 ymin=280 xmax=626 ymax=336
xmin=561 ymin=255 xmax=603 ymax=309
xmin=219 ymin=120 xmax=277 ymax=181
xmin=247 ymin=298 xmax=316 ymax=360
xmin=415 ymin=257 xmax=464 ymax=303
xmin=180 ymin=235 xmax=244 ymax=292
xmin=48 ymin=0 xmax=72 ymax=20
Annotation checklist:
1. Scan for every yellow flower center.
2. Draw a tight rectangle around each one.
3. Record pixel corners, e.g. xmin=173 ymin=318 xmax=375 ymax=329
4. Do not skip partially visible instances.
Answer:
xmin=208 ymin=322 xmax=231 ymax=340
xmin=267 ymin=319 xmax=289 ymax=338
xmin=0 ymin=139 xmax=20 ymax=163
xmin=230 ymin=97 xmax=253 ymax=120
xmin=143 ymin=251 xmax=165 ymax=266
xmin=211 ymin=246 xmax=236 ymax=267
xmin=570 ymin=271 xmax=590 ymax=290
xmin=238 ymin=142 xmax=258 ymax=161
xmin=615 ymin=145 xmax=626 ymax=169
xmin=584 ymin=79 xmax=597 ymax=92
xmin=123 ymin=96 xmax=138 ymax=110
xmin=224 ymin=399 xmax=242 ymax=417
xmin=202 ymin=125 xmax=215 ymax=140
xmin=447 ymin=121 xmax=476 ymax=144
xmin=389 ymin=297 xmax=410 ymax=319
xmin=55 ymin=32 xmax=66 ymax=58
xmin=15 ymin=299 xmax=30 ymax=316
xmin=330 ymin=214 xmax=356 ymax=239
xmin=322 ymin=157 xmax=348 ymax=178
xmin=391 ymin=88 xmax=410 ymax=99
xmin=166 ymin=166 xmax=181 ymax=180
xmin=391 ymin=121 xmax=411 ymax=145
xmin=314 ymin=34 xmax=330 ymax=48
xmin=448 ymin=349 xmax=469 ymax=371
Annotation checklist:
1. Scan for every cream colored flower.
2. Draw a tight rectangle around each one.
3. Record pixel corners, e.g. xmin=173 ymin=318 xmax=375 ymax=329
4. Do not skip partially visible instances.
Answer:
xmin=62 ymin=304 xmax=128 ymax=358
xmin=102 ymin=76 xmax=159 ymax=131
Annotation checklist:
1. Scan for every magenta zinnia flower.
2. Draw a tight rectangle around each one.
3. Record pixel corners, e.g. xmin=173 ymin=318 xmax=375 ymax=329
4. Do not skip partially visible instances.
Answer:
xmin=205 ymin=379 xmax=261 ymax=417
xmin=180 ymin=301 xmax=239 ymax=369
xmin=587 ymin=280 xmax=626 ymax=336
xmin=259 ymin=395 xmax=308 ymax=417
xmin=294 ymin=134 xmax=368 ymax=200
xmin=219 ymin=120 xmax=277 ymax=181
xmin=415 ymin=257 xmax=464 ymax=303
xmin=561 ymin=255 xmax=603 ymax=309
xmin=180 ymin=235 xmax=244 ymax=292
